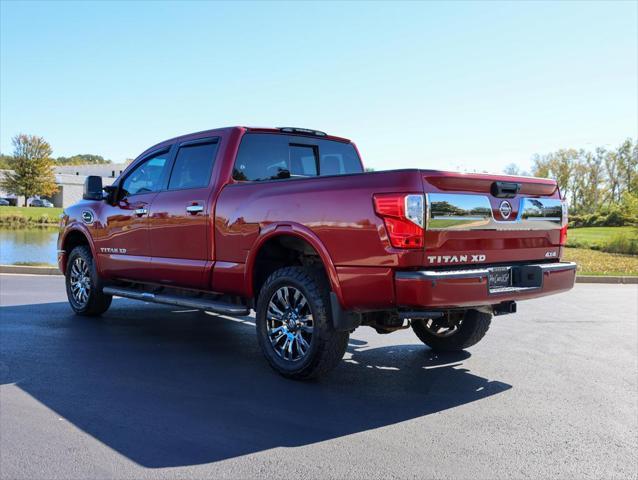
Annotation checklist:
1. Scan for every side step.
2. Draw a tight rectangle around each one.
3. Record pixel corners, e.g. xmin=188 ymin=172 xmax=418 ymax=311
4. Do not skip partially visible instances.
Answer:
xmin=103 ymin=286 xmax=251 ymax=316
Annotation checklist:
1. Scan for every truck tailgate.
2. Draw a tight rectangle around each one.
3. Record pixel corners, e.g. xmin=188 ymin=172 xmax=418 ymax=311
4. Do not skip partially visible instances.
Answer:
xmin=421 ymin=171 xmax=566 ymax=267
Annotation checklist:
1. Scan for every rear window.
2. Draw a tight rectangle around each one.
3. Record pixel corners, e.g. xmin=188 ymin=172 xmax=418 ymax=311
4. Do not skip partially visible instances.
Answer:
xmin=233 ymin=133 xmax=362 ymax=181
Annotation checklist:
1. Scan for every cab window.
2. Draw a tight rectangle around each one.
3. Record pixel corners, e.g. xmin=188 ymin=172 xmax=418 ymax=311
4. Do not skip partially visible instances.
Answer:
xmin=168 ymin=141 xmax=219 ymax=190
xmin=120 ymin=151 xmax=169 ymax=197
xmin=233 ymin=133 xmax=362 ymax=181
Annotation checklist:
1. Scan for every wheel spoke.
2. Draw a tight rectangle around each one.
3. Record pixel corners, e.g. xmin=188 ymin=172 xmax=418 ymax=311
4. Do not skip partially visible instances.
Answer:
xmin=68 ymin=257 xmax=92 ymax=307
xmin=268 ymin=303 xmax=284 ymax=318
xmin=296 ymin=296 xmax=307 ymax=311
xmin=296 ymin=333 xmax=309 ymax=353
xmin=267 ymin=285 xmax=313 ymax=363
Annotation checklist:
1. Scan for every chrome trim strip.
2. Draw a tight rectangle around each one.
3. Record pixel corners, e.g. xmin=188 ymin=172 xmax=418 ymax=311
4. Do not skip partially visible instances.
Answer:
xmin=396 ymin=269 xmax=489 ymax=281
xmin=489 ymin=286 xmax=540 ymax=294
xmin=426 ymin=193 xmax=565 ymax=231
xmin=396 ymin=262 xmax=577 ymax=281
xmin=533 ymin=261 xmax=577 ymax=272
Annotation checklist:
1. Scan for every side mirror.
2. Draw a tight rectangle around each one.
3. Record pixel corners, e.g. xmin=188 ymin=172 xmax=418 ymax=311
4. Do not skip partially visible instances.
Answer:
xmin=83 ymin=176 xmax=104 ymax=200
xmin=103 ymin=185 xmax=118 ymax=204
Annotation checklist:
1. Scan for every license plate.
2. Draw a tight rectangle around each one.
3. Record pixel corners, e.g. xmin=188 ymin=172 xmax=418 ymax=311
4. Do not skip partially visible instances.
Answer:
xmin=488 ymin=267 xmax=512 ymax=289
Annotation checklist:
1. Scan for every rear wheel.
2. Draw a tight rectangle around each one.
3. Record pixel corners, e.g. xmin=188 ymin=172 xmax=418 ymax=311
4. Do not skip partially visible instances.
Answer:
xmin=255 ymin=266 xmax=349 ymax=380
xmin=411 ymin=309 xmax=491 ymax=351
xmin=65 ymin=245 xmax=112 ymax=316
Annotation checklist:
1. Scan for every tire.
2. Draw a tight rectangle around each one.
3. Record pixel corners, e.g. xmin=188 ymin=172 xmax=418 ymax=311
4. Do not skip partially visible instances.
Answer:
xmin=255 ymin=266 xmax=349 ymax=380
xmin=65 ymin=245 xmax=112 ymax=316
xmin=411 ymin=309 xmax=491 ymax=352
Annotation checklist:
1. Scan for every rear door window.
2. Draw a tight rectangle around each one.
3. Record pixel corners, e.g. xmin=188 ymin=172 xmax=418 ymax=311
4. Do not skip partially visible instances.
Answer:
xmin=233 ymin=133 xmax=362 ymax=181
xmin=168 ymin=141 xmax=219 ymax=190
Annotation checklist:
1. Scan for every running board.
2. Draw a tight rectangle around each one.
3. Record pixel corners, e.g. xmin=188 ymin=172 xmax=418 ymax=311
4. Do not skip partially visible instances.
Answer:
xmin=103 ymin=286 xmax=250 ymax=316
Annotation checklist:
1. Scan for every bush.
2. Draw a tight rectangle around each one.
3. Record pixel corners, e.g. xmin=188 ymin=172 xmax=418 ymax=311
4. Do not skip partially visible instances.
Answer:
xmin=604 ymin=210 xmax=625 ymax=227
xmin=0 ymin=213 xmax=57 ymax=227
xmin=603 ymin=232 xmax=638 ymax=255
xmin=568 ymin=204 xmax=636 ymax=228
xmin=0 ymin=214 xmax=28 ymax=226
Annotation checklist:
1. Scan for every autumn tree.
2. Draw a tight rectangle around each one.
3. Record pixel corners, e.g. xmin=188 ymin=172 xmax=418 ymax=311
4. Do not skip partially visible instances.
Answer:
xmin=514 ymin=138 xmax=637 ymax=216
xmin=1 ymin=134 xmax=58 ymax=206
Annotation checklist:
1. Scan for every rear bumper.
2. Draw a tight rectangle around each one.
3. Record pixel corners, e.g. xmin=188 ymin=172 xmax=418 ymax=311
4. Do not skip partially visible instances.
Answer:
xmin=395 ymin=261 xmax=577 ymax=308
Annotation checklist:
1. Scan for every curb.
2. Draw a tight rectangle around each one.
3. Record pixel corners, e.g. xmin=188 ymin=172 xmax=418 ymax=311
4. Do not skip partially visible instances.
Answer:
xmin=0 ymin=265 xmax=61 ymax=275
xmin=575 ymin=275 xmax=638 ymax=284
xmin=1 ymin=265 xmax=636 ymax=284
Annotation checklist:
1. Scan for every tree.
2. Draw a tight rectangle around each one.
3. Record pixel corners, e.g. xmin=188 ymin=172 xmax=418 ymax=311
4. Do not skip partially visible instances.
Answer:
xmin=1 ymin=134 xmax=58 ymax=206
xmin=604 ymin=150 xmax=621 ymax=204
xmin=0 ymin=154 xmax=15 ymax=169
xmin=531 ymin=149 xmax=578 ymax=201
xmin=55 ymin=154 xmax=111 ymax=165
xmin=503 ymin=163 xmax=530 ymax=176
xmin=617 ymin=138 xmax=637 ymax=195
xmin=503 ymin=163 xmax=521 ymax=175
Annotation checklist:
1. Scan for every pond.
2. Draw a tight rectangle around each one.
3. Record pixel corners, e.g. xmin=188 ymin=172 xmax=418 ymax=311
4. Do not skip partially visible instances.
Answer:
xmin=0 ymin=228 xmax=59 ymax=265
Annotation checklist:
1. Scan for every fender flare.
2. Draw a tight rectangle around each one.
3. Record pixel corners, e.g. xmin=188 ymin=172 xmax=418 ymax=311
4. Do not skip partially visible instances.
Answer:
xmin=60 ymin=224 xmax=99 ymax=274
xmin=244 ymin=222 xmax=345 ymax=306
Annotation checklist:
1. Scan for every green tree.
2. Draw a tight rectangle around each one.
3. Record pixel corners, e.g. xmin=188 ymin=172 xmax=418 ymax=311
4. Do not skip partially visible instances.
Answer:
xmin=604 ymin=150 xmax=621 ymax=204
xmin=1 ymin=134 xmax=58 ymax=206
xmin=580 ymin=149 xmax=605 ymax=212
xmin=55 ymin=154 xmax=111 ymax=165
xmin=617 ymin=138 xmax=637 ymax=195
xmin=0 ymin=154 xmax=15 ymax=169
xmin=532 ymin=149 xmax=578 ymax=201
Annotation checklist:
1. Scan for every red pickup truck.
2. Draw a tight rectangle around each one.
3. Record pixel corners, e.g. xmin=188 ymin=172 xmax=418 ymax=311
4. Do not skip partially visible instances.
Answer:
xmin=58 ymin=126 xmax=576 ymax=379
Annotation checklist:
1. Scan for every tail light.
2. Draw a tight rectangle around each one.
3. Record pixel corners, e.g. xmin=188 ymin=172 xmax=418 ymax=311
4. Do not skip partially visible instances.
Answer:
xmin=373 ymin=193 xmax=424 ymax=249
xmin=559 ymin=199 xmax=568 ymax=246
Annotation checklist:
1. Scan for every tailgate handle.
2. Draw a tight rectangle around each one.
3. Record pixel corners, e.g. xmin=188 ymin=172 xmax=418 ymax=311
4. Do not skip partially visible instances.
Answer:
xmin=491 ymin=181 xmax=520 ymax=198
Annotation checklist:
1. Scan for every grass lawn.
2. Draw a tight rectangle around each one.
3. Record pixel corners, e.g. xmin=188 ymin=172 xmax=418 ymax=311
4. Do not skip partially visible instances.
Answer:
xmin=567 ymin=226 xmax=637 ymax=247
xmin=563 ymin=247 xmax=638 ymax=276
xmin=0 ymin=205 xmax=62 ymax=225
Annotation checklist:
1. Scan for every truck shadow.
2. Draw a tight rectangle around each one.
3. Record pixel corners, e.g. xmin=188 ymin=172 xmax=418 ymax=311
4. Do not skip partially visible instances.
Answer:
xmin=0 ymin=299 xmax=512 ymax=468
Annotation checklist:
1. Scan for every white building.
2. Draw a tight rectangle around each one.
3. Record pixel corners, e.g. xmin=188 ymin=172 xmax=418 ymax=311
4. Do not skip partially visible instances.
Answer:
xmin=0 ymin=164 xmax=127 ymax=208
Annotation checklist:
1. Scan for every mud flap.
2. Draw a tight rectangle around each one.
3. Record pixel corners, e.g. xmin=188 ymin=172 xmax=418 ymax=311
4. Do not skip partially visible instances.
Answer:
xmin=330 ymin=292 xmax=361 ymax=331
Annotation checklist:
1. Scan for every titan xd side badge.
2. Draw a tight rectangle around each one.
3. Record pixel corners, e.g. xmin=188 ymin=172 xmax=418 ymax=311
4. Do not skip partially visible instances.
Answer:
xmin=81 ymin=210 xmax=94 ymax=224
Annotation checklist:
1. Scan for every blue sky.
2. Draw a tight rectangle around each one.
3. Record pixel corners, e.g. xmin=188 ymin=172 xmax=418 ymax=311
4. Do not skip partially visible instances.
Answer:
xmin=1 ymin=1 xmax=636 ymax=173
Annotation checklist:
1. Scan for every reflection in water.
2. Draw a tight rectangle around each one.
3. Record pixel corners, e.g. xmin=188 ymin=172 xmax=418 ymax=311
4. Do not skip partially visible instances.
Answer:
xmin=0 ymin=228 xmax=58 ymax=265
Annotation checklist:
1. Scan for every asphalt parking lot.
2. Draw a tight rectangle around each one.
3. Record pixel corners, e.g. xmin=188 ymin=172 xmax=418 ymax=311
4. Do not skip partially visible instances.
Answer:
xmin=0 ymin=274 xmax=636 ymax=480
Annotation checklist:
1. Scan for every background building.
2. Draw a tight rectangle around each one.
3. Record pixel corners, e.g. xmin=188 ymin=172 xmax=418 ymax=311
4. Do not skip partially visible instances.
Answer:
xmin=0 ymin=164 xmax=127 ymax=208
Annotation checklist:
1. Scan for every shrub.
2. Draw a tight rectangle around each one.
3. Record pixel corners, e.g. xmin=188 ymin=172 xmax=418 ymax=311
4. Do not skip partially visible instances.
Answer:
xmin=604 ymin=210 xmax=625 ymax=227
xmin=0 ymin=214 xmax=28 ymax=226
xmin=603 ymin=232 xmax=638 ymax=255
xmin=568 ymin=203 xmax=636 ymax=227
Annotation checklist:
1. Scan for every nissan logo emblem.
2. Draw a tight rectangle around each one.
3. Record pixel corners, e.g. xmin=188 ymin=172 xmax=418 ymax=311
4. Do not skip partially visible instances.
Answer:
xmin=499 ymin=201 xmax=512 ymax=219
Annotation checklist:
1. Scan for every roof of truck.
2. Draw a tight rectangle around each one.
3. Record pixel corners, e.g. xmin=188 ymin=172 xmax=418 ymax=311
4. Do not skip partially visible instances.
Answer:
xmin=137 ymin=126 xmax=352 ymax=160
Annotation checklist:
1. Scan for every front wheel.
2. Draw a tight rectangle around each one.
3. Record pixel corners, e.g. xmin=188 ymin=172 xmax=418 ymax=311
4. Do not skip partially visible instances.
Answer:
xmin=255 ymin=266 xmax=349 ymax=380
xmin=411 ymin=309 xmax=492 ymax=351
xmin=65 ymin=245 xmax=112 ymax=316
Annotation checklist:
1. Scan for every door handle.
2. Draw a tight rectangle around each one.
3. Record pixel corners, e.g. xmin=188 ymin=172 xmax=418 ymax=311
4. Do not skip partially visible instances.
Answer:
xmin=186 ymin=205 xmax=204 ymax=214
xmin=134 ymin=208 xmax=148 ymax=216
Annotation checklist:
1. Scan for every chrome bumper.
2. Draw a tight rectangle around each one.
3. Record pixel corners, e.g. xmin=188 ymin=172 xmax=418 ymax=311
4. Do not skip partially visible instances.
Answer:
xmin=394 ymin=262 xmax=577 ymax=307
